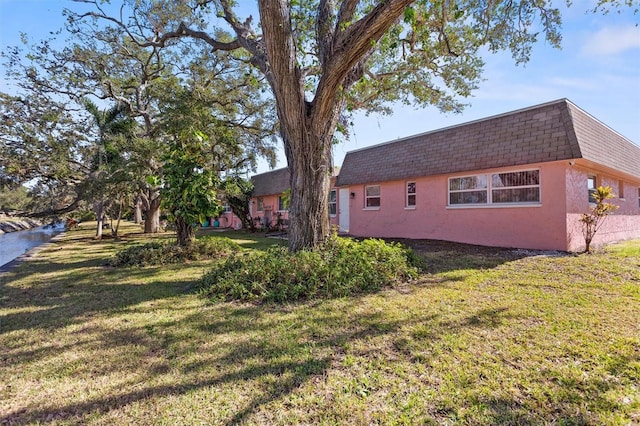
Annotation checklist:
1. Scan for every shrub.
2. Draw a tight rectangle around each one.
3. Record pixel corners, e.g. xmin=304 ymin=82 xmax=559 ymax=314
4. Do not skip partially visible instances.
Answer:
xmin=111 ymin=236 xmax=240 ymax=266
xmin=580 ymin=185 xmax=619 ymax=253
xmin=199 ymin=234 xmax=420 ymax=302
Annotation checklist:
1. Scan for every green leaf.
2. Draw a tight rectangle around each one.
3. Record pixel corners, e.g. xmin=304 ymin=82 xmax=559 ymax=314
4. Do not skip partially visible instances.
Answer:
xmin=403 ymin=6 xmax=416 ymax=24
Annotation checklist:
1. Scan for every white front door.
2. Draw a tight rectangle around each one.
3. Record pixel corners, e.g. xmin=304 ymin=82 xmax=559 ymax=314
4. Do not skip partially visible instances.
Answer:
xmin=338 ymin=188 xmax=350 ymax=233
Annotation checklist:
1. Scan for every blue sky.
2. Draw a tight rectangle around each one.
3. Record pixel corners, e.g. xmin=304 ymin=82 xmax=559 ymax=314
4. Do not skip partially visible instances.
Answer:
xmin=1 ymin=0 xmax=639 ymax=174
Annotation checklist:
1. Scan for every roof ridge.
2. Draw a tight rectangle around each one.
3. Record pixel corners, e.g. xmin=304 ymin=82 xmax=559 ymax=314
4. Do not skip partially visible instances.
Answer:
xmin=251 ymin=166 xmax=289 ymax=179
xmin=345 ymin=98 xmax=573 ymax=155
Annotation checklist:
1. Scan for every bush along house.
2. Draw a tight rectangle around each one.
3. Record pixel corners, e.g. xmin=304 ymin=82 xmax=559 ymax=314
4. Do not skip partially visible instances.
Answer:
xmin=334 ymin=99 xmax=640 ymax=252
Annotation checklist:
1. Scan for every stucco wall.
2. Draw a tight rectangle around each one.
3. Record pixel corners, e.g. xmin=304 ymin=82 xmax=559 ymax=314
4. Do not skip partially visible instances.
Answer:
xmin=215 ymin=211 xmax=242 ymax=229
xmin=250 ymin=194 xmax=288 ymax=228
xmin=345 ymin=161 xmax=575 ymax=250
xmin=565 ymin=165 xmax=640 ymax=251
xmin=250 ymin=187 xmax=341 ymax=229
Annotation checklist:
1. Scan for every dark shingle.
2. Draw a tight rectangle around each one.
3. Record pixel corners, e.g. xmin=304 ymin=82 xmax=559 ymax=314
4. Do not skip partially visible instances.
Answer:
xmin=566 ymin=103 xmax=640 ymax=178
xmin=251 ymin=167 xmax=340 ymax=195
xmin=336 ymin=99 xmax=640 ymax=186
xmin=251 ymin=168 xmax=290 ymax=196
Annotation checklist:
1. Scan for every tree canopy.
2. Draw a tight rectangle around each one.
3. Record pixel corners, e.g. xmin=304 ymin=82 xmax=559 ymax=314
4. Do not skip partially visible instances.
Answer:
xmin=1 ymin=0 xmax=278 ymax=229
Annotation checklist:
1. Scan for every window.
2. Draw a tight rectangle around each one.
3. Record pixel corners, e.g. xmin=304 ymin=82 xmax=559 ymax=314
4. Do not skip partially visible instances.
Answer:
xmin=618 ymin=180 xmax=625 ymax=199
xmin=365 ymin=185 xmax=381 ymax=208
xmin=278 ymin=195 xmax=288 ymax=211
xmin=638 ymin=188 xmax=640 ymax=208
xmin=449 ymin=170 xmax=540 ymax=206
xmin=406 ymin=182 xmax=416 ymax=208
xmin=257 ymin=197 xmax=264 ymax=211
xmin=491 ymin=170 xmax=540 ymax=203
xmin=328 ymin=189 xmax=337 ymax=216
xmin=588 ymin=175 xmax=597 ymax=203
xmin=223 ymin=204 xmax=231 ymax=213
xmin=449 ymin=175 xmax=488 ymax=205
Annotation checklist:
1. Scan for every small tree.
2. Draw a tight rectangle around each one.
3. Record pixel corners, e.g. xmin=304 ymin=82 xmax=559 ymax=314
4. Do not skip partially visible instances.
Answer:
xmin=222 ymin=176 xmax=257 ymax=232
xmin=162 ymin=132 xmax=221 ymax=247
xmin=580 ymin=186 xmax=619 ymax=253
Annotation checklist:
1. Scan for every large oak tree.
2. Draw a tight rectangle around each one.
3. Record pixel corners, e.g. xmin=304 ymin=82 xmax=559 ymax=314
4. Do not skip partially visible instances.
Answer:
xmin=3 ymin=1 xmax=276 ymax=231
xmin=73 ymin=0 xmax=567 ymax=251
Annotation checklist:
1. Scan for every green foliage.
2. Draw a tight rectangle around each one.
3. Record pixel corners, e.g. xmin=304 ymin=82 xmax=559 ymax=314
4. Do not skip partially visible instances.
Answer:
xmin=111 ymin=236 xmax=240 ymax=267
xmin=0 ymin=185 xmax=32 ymax=212
xmin=161 ymin=131 xmax=221 ymax=244
xmin=199 ymin=234 xmax=419 ymax=302
xmin=75 ymin=209 xmax=96 ymax=222
xmin=580 ymin=185 xmax=620 ymax=253
xmin=0 ymin=91 xmax=89 ymax=215
xmin=280 ymin=188 xmax=291 ymax=210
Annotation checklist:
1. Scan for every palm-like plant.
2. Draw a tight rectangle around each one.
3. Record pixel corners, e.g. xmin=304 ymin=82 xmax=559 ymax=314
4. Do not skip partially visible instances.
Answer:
xmin=83 ymin=99 xmax=135 ymax=238
xmin=580 ymin=186 xmax=619 ymax=253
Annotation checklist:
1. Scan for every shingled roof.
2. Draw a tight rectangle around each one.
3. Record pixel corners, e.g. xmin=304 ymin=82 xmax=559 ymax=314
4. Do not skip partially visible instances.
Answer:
xmin=251 ymin=167 xmax=290 ymax=197
xmin=251 ymin=166 xmax=341 ymax=196
xmin=336 ymin=99 xmax=640 ymax=186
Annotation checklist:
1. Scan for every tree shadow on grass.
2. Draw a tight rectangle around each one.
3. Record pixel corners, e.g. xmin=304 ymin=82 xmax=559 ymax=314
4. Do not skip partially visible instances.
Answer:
xmin=0 ymin=236 xmax=630 ymax=424
xmin=0 ymin=301 xmax=410 ymax=425
xmin=0 ymin=249 xmax=200 ymax=336
xmin=2 ymin=292 xmax=633 ymax=425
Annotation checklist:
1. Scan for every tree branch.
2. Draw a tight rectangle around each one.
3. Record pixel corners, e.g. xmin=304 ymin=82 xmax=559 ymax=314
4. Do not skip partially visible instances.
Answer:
xmin=317 ymin=0 xmax=336 ymax=65
xmin=312 ymin=0 xmax=414 ymax=130
xmin=73 ymin=8 xmax=241 ymax=52
xmin=26 ymin=197 xmax=82 ymax=218
xmin=258 ymin=0 xmax=307 ymax=145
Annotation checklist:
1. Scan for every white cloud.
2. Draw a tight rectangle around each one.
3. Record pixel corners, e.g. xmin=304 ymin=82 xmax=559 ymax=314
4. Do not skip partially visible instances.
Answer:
xmin=582 ymin=25 xmax=640 ymax=56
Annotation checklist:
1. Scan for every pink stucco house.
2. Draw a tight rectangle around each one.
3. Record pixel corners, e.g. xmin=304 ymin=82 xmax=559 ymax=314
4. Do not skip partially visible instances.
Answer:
xmin=250 ymin=167 xmax=341 ymax=230
xmin=335 ymin=99 xmax=640 ymax=251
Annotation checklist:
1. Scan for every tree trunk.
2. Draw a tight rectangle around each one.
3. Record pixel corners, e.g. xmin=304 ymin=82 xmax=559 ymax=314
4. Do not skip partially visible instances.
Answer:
xmin=111 ymin=199 xmax=123 ymax=238
xmin=133 ymin=196 xmax=143 ymax=224
xmin=256 ymin=0 xmax=410 ymax=251
xmin=284 ymin=132 xmax=333 ymax=252
xmin=140 ymin=188 xmax=161 ymax=233
xmin=175 ymin=217 xmax=195 ymax=246
xmin=144 ymin=200 xmax=160 ymax=233
xmin=95 ymin=199 xmax=104 ymax=239
xmin=229 ymin=203 xmax=256 ymax=232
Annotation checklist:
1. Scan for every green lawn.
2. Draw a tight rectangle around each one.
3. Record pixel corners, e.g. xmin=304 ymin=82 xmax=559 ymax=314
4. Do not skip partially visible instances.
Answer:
xmin=1 ymin=222 xmax=638 ymax=425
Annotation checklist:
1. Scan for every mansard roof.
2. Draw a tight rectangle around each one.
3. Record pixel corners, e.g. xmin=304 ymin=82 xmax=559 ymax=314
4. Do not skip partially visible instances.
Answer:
xmin=251 ymin=166 xmax=341 ymax=196
xmin=336 ymin=99 xmax=640 ymax=186
xmin=251 ymin=167 xmax=290 ymax=197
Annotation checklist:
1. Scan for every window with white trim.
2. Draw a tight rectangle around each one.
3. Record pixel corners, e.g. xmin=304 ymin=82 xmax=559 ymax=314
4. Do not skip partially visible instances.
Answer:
xmin=257 ymin=197 xmax=264 ymax=211
xmin=449 ymin=175 xmax=488 ymax=205
xmin=406 ymin=181 xmax=416 ymax=207
xmin=588 ymin=175 xmax=597 ymax=203
xmin=449 ymin=170 xmax=540 ymax=206
xmin=328 ymin=189 xmax=337 ymax=216
xmin=365 ymin=185 xmax=381 ymax=208
xmin=491 ymin=170 xmax=540 ymax=203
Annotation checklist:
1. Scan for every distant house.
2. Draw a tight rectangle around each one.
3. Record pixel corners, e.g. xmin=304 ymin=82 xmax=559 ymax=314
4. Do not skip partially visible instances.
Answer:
xmin=213 ymin=201 xmax=242 ymax=230
xmin=250 ymin=167 xmax=341 ymax=230
xmin=250 ymin=168 xmax=290 ymax=230
xmin=335 ymin=99 xmax=640 ymax=251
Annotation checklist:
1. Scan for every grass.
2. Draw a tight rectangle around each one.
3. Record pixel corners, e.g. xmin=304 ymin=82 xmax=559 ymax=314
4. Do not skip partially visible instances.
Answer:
xmin=197 ymin=227 xmax=287 ymax=251
xmin=1 ymin=221 xmax=638 ymax=425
